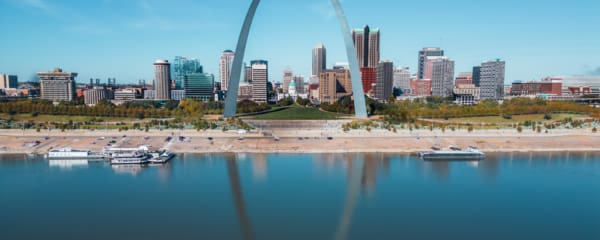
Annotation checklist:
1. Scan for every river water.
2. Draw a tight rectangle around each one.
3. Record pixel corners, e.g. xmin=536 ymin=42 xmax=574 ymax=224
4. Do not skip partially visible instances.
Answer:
xmin=1 ymin=152 xmax=599 ymax=240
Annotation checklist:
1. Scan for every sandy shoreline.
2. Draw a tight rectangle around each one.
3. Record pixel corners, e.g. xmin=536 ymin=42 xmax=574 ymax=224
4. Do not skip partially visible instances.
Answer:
xmin=0 ymin=128 xmax=598 ymax=155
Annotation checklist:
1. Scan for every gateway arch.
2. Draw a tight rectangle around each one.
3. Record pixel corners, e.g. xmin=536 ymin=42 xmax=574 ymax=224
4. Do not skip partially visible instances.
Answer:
xmin=224 ymin=0 xmax=368 ymax=118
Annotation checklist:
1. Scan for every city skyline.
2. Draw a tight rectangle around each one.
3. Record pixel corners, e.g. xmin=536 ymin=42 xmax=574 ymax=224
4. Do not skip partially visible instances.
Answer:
xmin=1 ymin=0 xmax=599 ymax=84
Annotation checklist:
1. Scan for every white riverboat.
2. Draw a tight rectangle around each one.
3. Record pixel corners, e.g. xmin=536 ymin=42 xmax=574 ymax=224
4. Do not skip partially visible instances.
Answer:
xmin=149 ymin=149 xmax=175 ymax=164
xmin=47 ymin=148 xmax=105 ymax=159
xmin=110 ymin=151 xmax=150 ymax=165
xmin=418 ymin=146 xmax=485 ymax=161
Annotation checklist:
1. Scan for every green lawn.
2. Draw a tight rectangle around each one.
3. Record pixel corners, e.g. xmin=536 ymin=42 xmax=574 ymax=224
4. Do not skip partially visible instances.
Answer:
xmin=440 ymin=113 xmax=588 ymax=124
xmin=252 ymin=107 xmax=339 ymax=120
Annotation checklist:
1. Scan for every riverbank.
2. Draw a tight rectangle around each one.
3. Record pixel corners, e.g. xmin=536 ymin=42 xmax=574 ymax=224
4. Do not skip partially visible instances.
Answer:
xmin=0 ymin=128 xmax=598 ymax=154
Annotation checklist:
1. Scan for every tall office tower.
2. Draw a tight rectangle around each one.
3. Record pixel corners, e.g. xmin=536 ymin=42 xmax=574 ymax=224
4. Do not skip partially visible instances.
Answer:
xmin=352 ymin=25 xmax=380 ymax=68
xmin=184 ymin=73 xmax=214 ymax=101
xmin=0 ymin=74 xmax=18 ymax=89
xmin=393 ymin=67 xmax=411 ymax=91
xmin=360 ymin=67 xmax=377 ymax=94
xmin=282 ymin=67 xmax=293 ymax=93
xmin=37 ymin=68 xmax=77 ymax=102
xmin=417 ymin=47 xmax=444 ymax=79
xmin=219 ymin=50 xmax=235 ymax=91
xmin=293 ymin=75 xmax=305 ymax=94
xmin=472 ymin=66 xmax=482 ymax=87
xmin=244 ymin=63 xmax=252 ymax=83
xmin=312 ymin=43 xmax=327 ymax=76
xmin=250 ymin=60 xmax=268 ymax=103
xmin=375 ymin=61 xmax=394 ymax=101
xmin=319 ymin=69 xmax=352 ymax=104
xmin=172 ymin=56 xmax=202 ymax=89
xmin=154 ymin=60 xmax=172 ymax=100
xmin=430 ymin=57 xmax=455 ymax=98
xmin=480 ymin=59 xmax=506 ymax=100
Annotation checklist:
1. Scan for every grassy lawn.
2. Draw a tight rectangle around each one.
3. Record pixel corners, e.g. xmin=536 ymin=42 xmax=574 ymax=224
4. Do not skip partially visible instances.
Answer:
xmin=0 ymin=114 xmax=155 ymax=123
xmin=252 ymin=107 xmax=339 ymax=120
xmin=440 ymin=113 xmax=588 ymax=124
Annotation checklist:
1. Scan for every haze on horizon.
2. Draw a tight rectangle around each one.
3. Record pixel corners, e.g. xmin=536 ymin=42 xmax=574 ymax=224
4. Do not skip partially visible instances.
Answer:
xmin=0 ymin=0 xmax=599 ymax=84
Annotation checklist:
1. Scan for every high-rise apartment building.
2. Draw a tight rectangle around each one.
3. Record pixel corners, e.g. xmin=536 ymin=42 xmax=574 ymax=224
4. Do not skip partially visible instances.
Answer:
xmin=312 ymin=43 xmax=327 ymax=76
xmin=472 ymin=66 xmax=482 ymax=87
xmin=219 ymin=50 xmax=235 ymax=91
xmin=319 ymin=69 xmax=352 ymax=104
xmin=154 ymin=60 xmax=172 ymax=100
xmin=393 ymin=67 xmax=411 ymax=92
xmin=282 ymin=67 xmax=293 ymax=93
xmin=352 ymin=25 xmax=380 ymax=68
xmin=418 ymin=47 xmax=444 ymax=79
xmin=480 ymin=59 xmax=506 ymax=100
xmin=0 ymin=74 xmax=18 ymax=89
xmin=172 ymin=56 xmax=202 ymax=89
xmin=251 ymin=60 xmax=268 ymax=103
xmin=430 ymin=57 xmax=455 ymax=98
xmin=185 ymin=73 xmax=215 ymax=101
xmin=375 ymin=61 xmax=394 ymax=101
xmin=38 ymin=68 xmax=77 ymax=102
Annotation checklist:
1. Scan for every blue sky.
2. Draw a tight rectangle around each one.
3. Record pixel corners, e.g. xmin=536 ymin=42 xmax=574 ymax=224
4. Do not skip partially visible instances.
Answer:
xmin=1 ymin=0 xmax=599 ymax=84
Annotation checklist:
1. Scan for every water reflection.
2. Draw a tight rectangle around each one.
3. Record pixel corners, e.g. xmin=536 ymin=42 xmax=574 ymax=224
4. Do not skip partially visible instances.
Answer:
xmin=1 ymin=152 xmax=599 ymax=239
xmin=112 ymin=164 xmax=145 ymax=176
xmin=48 ymin=159 xmax=89 ymax=169
xmin=252 ymin=153 xmax=268 ymax=182
xmin=334 ymin=154 xmax=364 ymax=240
xmin=226 ymin=153 xmax=254 ymax=240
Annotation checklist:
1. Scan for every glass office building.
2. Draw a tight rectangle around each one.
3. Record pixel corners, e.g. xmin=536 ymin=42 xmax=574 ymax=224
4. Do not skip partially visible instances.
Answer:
xmin=184 ymin=73 xmax=214 ymax=101
xmin=173 ymin=56 xmax=203 ymax=89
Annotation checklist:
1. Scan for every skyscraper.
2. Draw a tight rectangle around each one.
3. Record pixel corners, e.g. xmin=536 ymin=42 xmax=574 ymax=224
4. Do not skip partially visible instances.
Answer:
xmin=185 ymin=73 xmax=215 ymax=101
xmin=430 ymin=57 xmax=455 ymax=98
xmin=312 ymin=43 xmax=327 ymax=76
xmin=282 ymin=67 xmax=293 ymax=93
xmin=418 ymin=47 xmax=444 ymax=79
xmin=154 ymin=60 xmax=171 ymax=100
xmin=172 ymin=56 xmax=202 ymax=89
xmin=480 ymin=59 xmax=506 ymax=100
xmin=393 ymin=67 xmax=411 ymax=91
xmin=220 ymin=50 xmax=235 ymax=91
xmin=352 ymin=25 xmax=380 ymax=68
xmin=472 ymin=66 xmax=482 ymax=87
xmin=251 ymin=60 xmax=268 ymax=103
xmin=293 ymin=75 xmax=305 ymax=94
xmin=375 ymin=61 xmax=394 ymax=101
xmin=37 ymin=68 xmax=77 ymax=102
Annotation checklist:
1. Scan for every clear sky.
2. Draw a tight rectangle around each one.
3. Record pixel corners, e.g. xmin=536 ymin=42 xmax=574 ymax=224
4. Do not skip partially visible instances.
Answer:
xmin=1 ymin=0 xmax=599 ymax=84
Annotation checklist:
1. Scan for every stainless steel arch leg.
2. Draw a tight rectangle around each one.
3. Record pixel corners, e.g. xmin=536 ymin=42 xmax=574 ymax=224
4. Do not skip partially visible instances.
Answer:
xmin=224 ymin=0 xmax=368 ymax=118
xmin=224 ymin=0 xmax=260 ymax=118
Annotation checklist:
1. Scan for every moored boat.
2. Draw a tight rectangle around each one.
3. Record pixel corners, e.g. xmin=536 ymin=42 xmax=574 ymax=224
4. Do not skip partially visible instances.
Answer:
xmin=109 ymin=151 xmax=150 ymax=165
xmin=149 ymin=149 xmax=175 ymax=164
xmin=418 ymin=146 xmax=485 ymax=161
xmin=47 ymin=148 xmax=105 ymax=159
